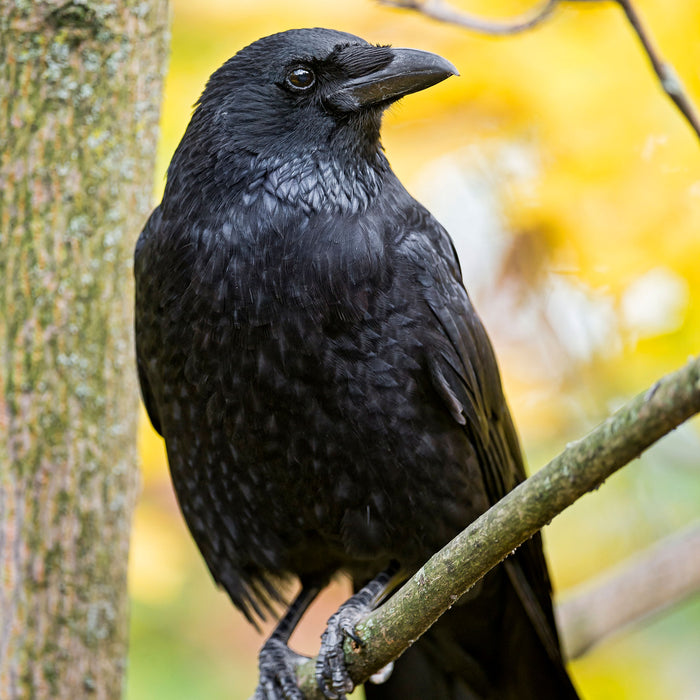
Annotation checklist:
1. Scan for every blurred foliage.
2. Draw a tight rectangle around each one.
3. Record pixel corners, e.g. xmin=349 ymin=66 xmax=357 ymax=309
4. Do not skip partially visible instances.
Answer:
xmin=127 ymin=1 xmax=700 ymax=698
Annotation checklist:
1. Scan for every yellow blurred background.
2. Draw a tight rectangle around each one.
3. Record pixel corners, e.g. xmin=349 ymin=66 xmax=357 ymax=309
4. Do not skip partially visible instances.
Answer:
xmin=127 ymin=1 xmax=700 ymax=698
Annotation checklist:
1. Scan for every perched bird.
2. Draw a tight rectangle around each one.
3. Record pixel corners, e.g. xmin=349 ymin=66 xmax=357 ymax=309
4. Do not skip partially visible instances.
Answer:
xmin=135 ymin=27 xmax=578 ymax=700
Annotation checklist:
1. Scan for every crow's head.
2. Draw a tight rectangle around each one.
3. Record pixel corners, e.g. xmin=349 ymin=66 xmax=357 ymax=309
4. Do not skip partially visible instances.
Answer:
xmin=185 ymin=27 xmax=457 ymax=163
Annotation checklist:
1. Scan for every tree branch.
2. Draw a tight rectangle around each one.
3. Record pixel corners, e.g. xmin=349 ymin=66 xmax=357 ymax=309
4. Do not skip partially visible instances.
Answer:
xmin=376 ymin=0 xmax=700 ymax=143
xmin=293 ymin=356 xmax=700 ymax=698
xmin=376 ymin=0 xmax=559 ymax=34
xmin=557 ymin=520 xmax=700 ymax=660
xmin=612 ymin=0 xmax=700 ymax=142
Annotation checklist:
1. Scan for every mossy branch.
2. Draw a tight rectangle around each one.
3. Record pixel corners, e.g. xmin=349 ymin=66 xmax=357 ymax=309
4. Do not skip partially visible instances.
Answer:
xmin=293 ymin=356 xmax=700 ymax=698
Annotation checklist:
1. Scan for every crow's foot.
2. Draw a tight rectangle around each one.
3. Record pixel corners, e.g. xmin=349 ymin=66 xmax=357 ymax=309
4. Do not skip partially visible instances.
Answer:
xmin=254 ymin=636 xmax=308 ymax=700
xmin=315 ymin=592 xmax=370 ymax=699
xmin=316 ymin=564 xmax=401 ymax=699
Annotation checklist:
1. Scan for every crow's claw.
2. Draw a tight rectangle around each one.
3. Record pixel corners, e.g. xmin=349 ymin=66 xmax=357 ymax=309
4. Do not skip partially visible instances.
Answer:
xmin=315 ymin=597 xmax=369 ymax=699
xmin=254 ymin=636 xmax=308 ymax=700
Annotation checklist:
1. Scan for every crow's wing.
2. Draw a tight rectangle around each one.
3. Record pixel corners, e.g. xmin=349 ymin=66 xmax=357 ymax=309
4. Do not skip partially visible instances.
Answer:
xmin=134 ymin=211 xmax=163 ymax=437
xmin=399 ymin=203 xmax=565 ymax=666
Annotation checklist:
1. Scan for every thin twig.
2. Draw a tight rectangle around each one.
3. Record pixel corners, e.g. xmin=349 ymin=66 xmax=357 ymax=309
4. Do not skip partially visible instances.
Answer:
xmin=292 ymin=357 xmax=700 ymax=698
xmin=557 ymin=521 xmax=700 ymax=660
xmin=378 ymin=0 xmax=700 ymax=143
xmin=613 ymin=0 xmax=700 ymax=142
xmin=377 ymin=0 xmax=560 ymax=35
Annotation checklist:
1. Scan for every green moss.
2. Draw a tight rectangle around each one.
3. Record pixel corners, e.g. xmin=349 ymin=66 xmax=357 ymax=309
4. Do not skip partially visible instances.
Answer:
xmin=45 ymin=543 xmax=64 ymax=575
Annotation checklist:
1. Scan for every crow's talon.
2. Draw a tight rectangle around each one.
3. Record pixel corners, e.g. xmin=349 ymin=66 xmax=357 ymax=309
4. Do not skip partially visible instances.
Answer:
xmin=255 ymin=636 xmax=308 ymax=700
xmin=345 ymin=627 xmax=363 ymax=648
xmin=315 ymin=600 xmax=368 ymax=699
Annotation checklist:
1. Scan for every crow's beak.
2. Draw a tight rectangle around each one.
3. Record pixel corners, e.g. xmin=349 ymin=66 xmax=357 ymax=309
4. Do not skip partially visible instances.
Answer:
xmin=327 ymin=47 xmax=458 ymax=112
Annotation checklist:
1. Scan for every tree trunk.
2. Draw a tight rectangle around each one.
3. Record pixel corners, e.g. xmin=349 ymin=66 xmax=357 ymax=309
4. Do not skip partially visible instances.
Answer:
xmin=0 ymin=2 xmax=169 ymax=698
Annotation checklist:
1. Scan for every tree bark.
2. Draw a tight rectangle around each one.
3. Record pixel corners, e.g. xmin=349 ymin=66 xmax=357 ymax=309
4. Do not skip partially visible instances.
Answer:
xmin=0 ymin=2 xmax=169 ymax=698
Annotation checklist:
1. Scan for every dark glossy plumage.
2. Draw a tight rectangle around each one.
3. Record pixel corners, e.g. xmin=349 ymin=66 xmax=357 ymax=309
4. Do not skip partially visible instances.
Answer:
xmin=135 ymin=27 xmax=578 ymax=699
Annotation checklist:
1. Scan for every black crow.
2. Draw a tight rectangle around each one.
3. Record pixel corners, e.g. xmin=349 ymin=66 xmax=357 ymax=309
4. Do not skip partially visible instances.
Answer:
xmin=135 ymin=27 xmax=578 ymax=700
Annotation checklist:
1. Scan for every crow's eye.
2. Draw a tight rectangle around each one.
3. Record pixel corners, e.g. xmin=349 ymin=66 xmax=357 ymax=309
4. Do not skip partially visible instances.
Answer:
xmin=286 ymin=67 xmax=316 ymax=91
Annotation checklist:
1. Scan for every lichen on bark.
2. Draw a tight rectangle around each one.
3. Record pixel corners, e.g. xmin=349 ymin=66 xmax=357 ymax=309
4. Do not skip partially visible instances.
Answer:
xmin=0 ymin=2 xmax=169 ymax=698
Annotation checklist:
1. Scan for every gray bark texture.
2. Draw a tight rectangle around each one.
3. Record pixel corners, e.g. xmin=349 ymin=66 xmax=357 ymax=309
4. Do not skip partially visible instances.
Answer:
xmin=0 ymin=2 xmax=169 ymax=698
